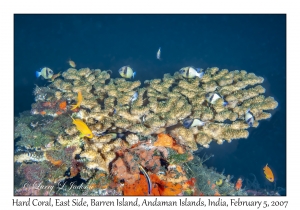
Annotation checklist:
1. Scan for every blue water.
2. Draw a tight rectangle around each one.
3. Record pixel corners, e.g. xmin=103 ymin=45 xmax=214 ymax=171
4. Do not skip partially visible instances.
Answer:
xmin=14 ymin=14 xmax=286 ymax=193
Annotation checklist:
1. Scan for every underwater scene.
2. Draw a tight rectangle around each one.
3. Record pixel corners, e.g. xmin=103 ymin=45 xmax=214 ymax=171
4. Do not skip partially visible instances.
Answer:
xmin=14 ymin=14 xmax=286 ymax=196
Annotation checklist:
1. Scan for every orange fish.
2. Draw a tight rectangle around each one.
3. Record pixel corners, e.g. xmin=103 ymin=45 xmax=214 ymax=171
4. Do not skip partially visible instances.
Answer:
xmin=71 ymin=91 xmax=82 ymax=110
xmin=235 ymin=178 xmax=243 ymax=190
xmin=263 ymin=164 xmax=274 ymax=182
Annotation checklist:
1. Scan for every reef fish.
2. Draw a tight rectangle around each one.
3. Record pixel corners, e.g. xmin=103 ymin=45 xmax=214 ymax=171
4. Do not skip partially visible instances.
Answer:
xmin=130 ymin=91 xmax=138 ymax=104
xmin=235 ymin=178 xmax=243 ymax=190
xmin=36 ymin=67 xmax=54 ymax=79
xmin=215 ymin=179 xmax=223 ymax=186
xmin=157 ymin=47 xmax=161 ymax=60
xmin=263 ymin=164 xmax=274 ymax=182
xmin=48 ymin=72 xmax=61 ymax=82
xmin=206 ymin=92 xmax=228 ymax=106
xmin=138 ymin=164 xmax=152 ymax=195
xmin=245 ymin=108 xmax=255 ymax=127
xmin=119 ymin=66 xmax=136 ymax=79
xmin=179 ymin=66 xmax=204 ymax=79
xmin=183 ymin=118 xmax=206 ymax=129
xmin=70 ymin=116 xmax=93 ymax=138
xmin=68 ymin=59 xmax=76 ymax=68
xmin=71 ymin=91 xmax=82 ymax=110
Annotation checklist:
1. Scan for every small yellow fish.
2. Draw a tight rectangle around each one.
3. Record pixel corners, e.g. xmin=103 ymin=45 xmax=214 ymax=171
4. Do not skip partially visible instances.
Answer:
xmin=71 ymin=91 xmax=82 ymax=110
xmin=263 ymin=164 xmax=274 ymax=182
xmin=68 ymin=59 xmax=76 ymax=68
xmin=70 ymin=116 xmax=93 ymax=138
xmin=215 ymin=179 xmax=223 ymax=186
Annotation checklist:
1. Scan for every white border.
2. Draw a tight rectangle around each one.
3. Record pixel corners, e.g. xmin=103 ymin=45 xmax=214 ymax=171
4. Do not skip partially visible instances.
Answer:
xmin=1 ymin=0 xmax=297 ymax=209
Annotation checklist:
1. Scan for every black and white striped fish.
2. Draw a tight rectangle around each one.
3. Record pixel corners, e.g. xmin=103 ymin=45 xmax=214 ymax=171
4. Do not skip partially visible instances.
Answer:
xmin=130 ymin=91 xmax=138 ymax=104
xmin=206 ymin=92 xmax=228 ymax=106
xmin=183 ymin=118 xmax=206 ymax=129
xmin=245 ymin=108 xmax=255 ymax=127
xmin=179 ymin=66 xmax=204 ymax=79
xmin=36 ymin=67 xmax=54 ymax=79
xmin=119 ymin=66 xmax=136 ymax=79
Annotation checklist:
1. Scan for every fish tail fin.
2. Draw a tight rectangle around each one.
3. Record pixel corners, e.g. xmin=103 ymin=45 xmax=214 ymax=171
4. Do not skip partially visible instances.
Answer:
xmin=132 ymin=72 xmax=136 ymax=79
xmin=35 ymin=71 xmax=41 ymax=78
xmin=70 ymin=104 xmax=78 ymax=110
xmin=200 ymin=121 xmax=206 ymax=126
xmin=197 ymin=72 xmax=204 ymax=79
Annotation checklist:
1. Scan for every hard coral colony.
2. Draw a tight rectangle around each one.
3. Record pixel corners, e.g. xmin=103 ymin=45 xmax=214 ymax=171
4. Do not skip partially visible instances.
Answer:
xmin=14 ymin=65 xmax=278 ymax=196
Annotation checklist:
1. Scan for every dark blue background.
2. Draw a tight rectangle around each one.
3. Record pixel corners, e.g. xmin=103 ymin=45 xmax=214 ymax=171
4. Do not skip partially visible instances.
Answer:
xmin=14 ymin=14 xmax=286 ymax=192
